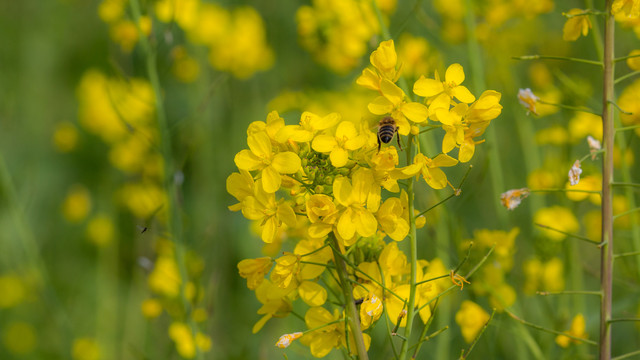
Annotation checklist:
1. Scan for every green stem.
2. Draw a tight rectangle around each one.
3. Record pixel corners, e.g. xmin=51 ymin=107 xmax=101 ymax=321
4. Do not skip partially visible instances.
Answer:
xmin=129 ymin=0 xmax=201 ymax=357
xmin=600 ymin=2 xmax=615 ymax=359
xmin=329 ymin=234 xmax=368 ymax=359
xmin=459 ymin=309 xmax=496 ymax=359
xmin=611 ymin=182 xmax=640 ymax=187
xmin=608 ymin=318 xmax=640 ymax=323
xmin=534 ymin=223 xmax=599 ymax=244
xmin=613 ymin=350 xmax=640 ymax=360
xmin=505 ymin=309 xmax=598 ymax=346
xmin=536 ymin=290 xmax=601 ymax=296
xmin=398 ymin=133 xmax=418 ymax=360
xmin=613 ymin=207 xmax=640 ymax=220
xmin=614 ymin=251 xmax=640 ymax=259
xmin=537 ymin=100 xmax=599 ymax=115
xmin=512 ymin=55 xmax=602 ymax=67
xmin=614 ymin=70 xmax=640 ymax=85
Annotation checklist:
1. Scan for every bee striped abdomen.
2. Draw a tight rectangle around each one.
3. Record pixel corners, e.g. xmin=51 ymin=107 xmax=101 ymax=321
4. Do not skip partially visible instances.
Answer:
xmin=377 ymin=117 xmax=400 ymax=152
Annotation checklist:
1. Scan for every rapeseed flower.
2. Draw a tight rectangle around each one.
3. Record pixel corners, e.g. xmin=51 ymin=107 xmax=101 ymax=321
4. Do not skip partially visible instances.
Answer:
xmin=555 ymin=314 xmax=588 ymax=347
xmin=455 ymin=300 xmax=490 ymax=343
xmin=563 ymin=9 xmax=592 ymax=41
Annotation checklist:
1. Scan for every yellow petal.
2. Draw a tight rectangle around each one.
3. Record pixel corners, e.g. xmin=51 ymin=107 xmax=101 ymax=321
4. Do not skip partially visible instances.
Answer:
xmin=370 ymin=39 xmax=397 ymax=72
xmin=380 ymin=78 xmax=404 ymax=106
xmin=262 ymin=217 xmax=278 ymax=243
xmin=432 ymin=154 xmax=459 ymax=167
xmin=333 ymin=176 xmax=353 ymax=206
xmin=271 ymin=152 xmax=301 ymax=174
xmin=241 ymin=196 xmax=264 ymax=220
xmin=261 ymin=166 xmax=282 ymax=193
xmin=435 ymin=108 xmax=454 ymax=125
xmin=368 ymin=96 xmax=394 ymax=115
xmin=335 ymin=121 xmax=358 ymax=139
xmin=234 ymin=149 xmax=263 ymax=171
xmin=459 ymin=139 xmax=475 ymax=163
xmin=452 ymin=86 xmax=476 ymax=103
xmin=428 ymin=93 xmax=451 ymax=115
xmin=400 ymin=102 xmax=428 ymax=123
xmin=247 ymin=131 xmax=272 ymax=158
xmin=413 ymin=76 xmax=443 ymax=97
xmin=298 ymin=281 xmax=327 ymax=307
xmin=330 ymin=147 xmax=349 ymax=167
xmin=442 ymin=132 xmax=457 ymax=153
xmin=356 ymin=68 xmax=380 ymax=91
xmin=355 ymin=209 xmax=377 ymax=237
xmin=424 ymin=167 xmax=448 ymax=189
xmin=278 ymin=203 xmax=297 ymax=227
xmin=445 ymin=63 xmax=465 ymax=85
xmin=312 ymin=135 xmax=338 ymax=153
xmin=337 ymin=208 xmax=356 ymax=239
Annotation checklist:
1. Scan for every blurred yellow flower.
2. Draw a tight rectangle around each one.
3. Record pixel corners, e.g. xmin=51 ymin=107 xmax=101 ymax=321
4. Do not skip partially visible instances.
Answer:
xmin=556 ymin=314 xmax=588 ymax=347
xmin=62 ymin=185 xmax=92 ymax=223
xmin=612 ymin=0 xmax=640 ymax=18
xmin=618 ymin=78 xmax=640 ymax=137
xmin=168 ymin=322 xmax=210 ymax=358
xmin=535 ymin=125 xmax=569 ymax=145
xmin=86 ymin=214 xmax=116 ymax=247
xmin=627 ymin=50 xmax=640 ymax=70
xmin=52 ymin=121 xmax=79 ymax=152
xmin=533 ymin=206 xmax=580 ymax=241
xmin=141 ymin=298 xmax=163 ymax=318
xmin=568 ymin=112 xmax=602 ymax=142
xmin=0 ymin=274 xmax=27 ymax=308
xmin=148 ymin=255 xmax=181 ymax=298
xmin=72 ymin=337 xmax=101 ymax=360
xmin=455 ymin=300 xmax=490 ymax=343
xmin=566 ymin=175 xmax=601 ymax=204
xmin=397 ymin=33 xmax=441 ymax=79
xmin=2 ymin=322 xmax=36 ymax=355
xmin=171 ymin=46 xmax=200 ymax=83
xmin=563 ymin=9 xmax=592 ymax=41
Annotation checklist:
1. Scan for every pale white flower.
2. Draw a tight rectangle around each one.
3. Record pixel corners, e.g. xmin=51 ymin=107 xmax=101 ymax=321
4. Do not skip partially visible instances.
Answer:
xmin=275 ymin=332 xmax=303 ymax=349
xmin=568 ymin=160 xmax=582 ymax=186
xmin=500 ymin=188 xmax=530 ymax=210
xmin=518 ymin=88 xmax=540 ymax=115
xmin=587 ymin=136 xmax=601 ymax=160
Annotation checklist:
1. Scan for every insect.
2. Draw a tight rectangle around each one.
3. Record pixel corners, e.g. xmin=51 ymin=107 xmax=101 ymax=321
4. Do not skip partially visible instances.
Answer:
xmin=377 ymin=116 xmax=401 ymax=152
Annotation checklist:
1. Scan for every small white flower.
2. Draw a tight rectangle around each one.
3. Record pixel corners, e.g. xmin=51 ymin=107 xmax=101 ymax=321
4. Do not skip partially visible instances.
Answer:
xmin=568 ymin=160 xmax=582 ymax=186
xmin=275 ymin=332 xmax=303 ymax=349
xmin=518 ymin=88 xmax=540 ymax=115
xmin=587 ymin=136 xmax=601 ymax=160
xmin=500 ymin=188 xmax=530 ymax=210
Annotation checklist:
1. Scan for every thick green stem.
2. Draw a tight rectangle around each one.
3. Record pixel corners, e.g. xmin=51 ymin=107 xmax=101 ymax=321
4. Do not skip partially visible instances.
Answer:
xmin=329 ymin=235 xmax=368 ymax=359
xmin=398 ymin=133 xmax=418 ymax=360
xmin=600 ymin=2 xmax=615 ymax=359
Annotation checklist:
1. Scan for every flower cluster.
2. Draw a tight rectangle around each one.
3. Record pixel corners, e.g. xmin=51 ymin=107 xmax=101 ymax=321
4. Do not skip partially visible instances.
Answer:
xmin=296 ymin=0 xmax=396 ymax=73
xmin=98 ymin=0 xmax=273 ymax=79
xmin=229 ymin=40 xmax=502 ymax=357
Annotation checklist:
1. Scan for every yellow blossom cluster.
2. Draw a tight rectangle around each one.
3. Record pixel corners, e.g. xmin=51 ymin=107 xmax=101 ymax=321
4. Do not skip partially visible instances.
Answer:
xmin=296 ymin=0 xmax=396 ymax=73
xmin=229 ymin=40 xmax=502 ymax=357
xmin=97 ymin=0 xmax=273 ymax=80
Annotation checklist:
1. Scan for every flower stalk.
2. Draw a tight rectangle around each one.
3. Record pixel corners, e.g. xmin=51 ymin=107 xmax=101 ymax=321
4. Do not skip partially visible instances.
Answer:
xmin=600 ymin=1 xmax=615 ymax=358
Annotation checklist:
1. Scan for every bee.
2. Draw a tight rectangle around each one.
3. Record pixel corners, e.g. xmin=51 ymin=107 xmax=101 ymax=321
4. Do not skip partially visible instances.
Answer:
xmin=377 ymin=116 xmax=401 ymax=153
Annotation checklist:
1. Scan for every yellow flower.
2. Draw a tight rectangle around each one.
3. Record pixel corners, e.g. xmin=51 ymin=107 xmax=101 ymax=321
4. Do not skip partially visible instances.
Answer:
xmin=275 ymin=332 xmax=303 ymax=349
xmin=568 ymin=112 xmax=602 ymax=142
xmin=148 ymin=255 xmax=181 ymax=298
xmin=359 ymin=293 xmax=384 ymax=330
xmin=312 ymin=121 xmax=367 ymax=167
xmin=618 ymin=78 xmax=640 ymax=137
xmin=85 ymin=214 xmax=115 ymax=247
xmin=294 ymin=238 xmax=333 ymax=280
xmin=566 ymin=174 xmax=601 ymax=204
xmin=168 ymin=322 xmax=210 ymax=359
xmin=556 ymin=314 xmax=588 ymax=347
xmin=237 ymin=257 xmax=273 ymax=290
xmin=542 ymin=258 xmax=565 ymax=292
xmin=305 ymin=194 xmax=339 ymax=238
xmin=535 ymin=125 xmax=569 ymax=145
xmin=563 ymin=9 xmax=592 ymax=41
xmin=241 ymin=180 xmax=297 ymax=243
xmin=612 ymin=0 xmax=640 ymax=18
xmin=234 ymin=131 xmax=301 ymax=193
xmin=332 ymin=171 xmax=378 ymax=243
xmin=376 ymin=197 xmax=409 ymax=241
xmin=368 ymin=78 xmax=429 ymax=136
xmin=397 ymin=33 xmax=441 ymax=79
xmin=0 ymin=275 xmax=27 ymax=308
xmin=379 ymin=242 xmax=408 ymax=277
xmin=300 ymin=307 xmax=342 ymax=357
xmin=400 ymin=153 xmax=458 ymax=190
xmin=226 ymin=170 xmax=255 ymax=211
xmin=436 ymin=103 xmax=467 ymax=153
xmin=534 ymin=206 xmax=580 ymax=241
xmin=62 ymin=185 xmax=92 ymax=223
xmin=357 ymin=40 xmax=399 ymax=91
xmin=52 ymin=121 xmax=79 ymax=152
xmin=141 ymin=298 xmax=163 ymax=318
xmin=413 ymin=63 xmax=476 ymax=112
xmin=276 ymin=112 xmax=341 ymax=143
xmin=271 ymin=252 xmax=300 ymax=289
xmin=2 ymin=322 xmax=36 ymax=355
xmin=455 ymin=300 xmax=490 ymax=343
xmin=253 ymin=280 xmax=293 ymax=333
xmin=72 ymin=337 xmax=101 ymax=360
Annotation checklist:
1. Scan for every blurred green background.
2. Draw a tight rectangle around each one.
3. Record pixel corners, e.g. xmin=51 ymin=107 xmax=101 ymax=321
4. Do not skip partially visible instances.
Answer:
xmin=1 ymin=0 xmax=640 ymax=359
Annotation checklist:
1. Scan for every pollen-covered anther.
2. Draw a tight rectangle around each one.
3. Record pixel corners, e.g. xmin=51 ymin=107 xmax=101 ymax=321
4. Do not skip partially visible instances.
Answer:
xmin=275 ymin=332 xmax=303 ymax=349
